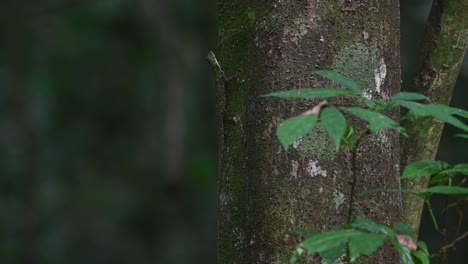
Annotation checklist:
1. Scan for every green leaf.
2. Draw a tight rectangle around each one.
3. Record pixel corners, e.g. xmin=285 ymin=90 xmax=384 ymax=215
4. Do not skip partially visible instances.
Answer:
xmin=360 ymin=97 xmax=376 ymax=108
xmin=397 ymin=101 xmax=429 ymax=118
xmin=396 ymin=101 xmax=468 ymax=132
xmin=412 ymin=250 xmax=430 ymax=264
xmin=431 ymin=104 xmax=468 ymax=119
xmin=416 ymin=241 xmax=429 ymax=256
xmin=453 ymin=163 xmax=468 ymax=170
xmin=428 ymin=174 xmax=446 ymax=185
xmin=373 ymin=99 xmax=393 ymax=111
xmin=456 ymin=133 xmax=468 ymax=139
xmin=395 ymin=242 xmax=415 ymax=264
xmin=300 ymin=230 xmax=361 ymax=263
xmin=437 ymin=168 xmax=468 ymax=176
xmin=401 ymin=160 xmax=448 ymax=179
xmin=277 ymin=114 xmax=318 ymax=150
xmin=351 ymin=216 xmax=394 ymax=236
xmin=263 ymin=88 xmax=353 ymax=99
xmin=422 ymin=186 xmax=468 ymax=195
xmin=349 ymin=233 xmax=386 ymax=262
xmin=430 ymin=165 xmax=468 ymax=184
xmin=393 ymin=222 xmax=415 ymax=238
xmin=319 ymin=245 xmax=346 ymax=264
xmin=315 ymin=70 xmax=362 ymax=94
xmin=391 ymin=92 xmax=430 ymax=102
xmin=320 ymin=107 xmax=347 ymax=150
xmin=344 ymin=107 xmax=399 ymax=133
xmin=301 ymin=229 xmax=356 ymax=252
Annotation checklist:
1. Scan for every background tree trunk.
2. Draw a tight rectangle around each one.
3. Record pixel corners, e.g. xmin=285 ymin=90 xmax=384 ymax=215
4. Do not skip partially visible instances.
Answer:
xmin=401 ymin=0 xmax=468 ymax=237
xmin=217 ymin=1 xmax=402 ymax=263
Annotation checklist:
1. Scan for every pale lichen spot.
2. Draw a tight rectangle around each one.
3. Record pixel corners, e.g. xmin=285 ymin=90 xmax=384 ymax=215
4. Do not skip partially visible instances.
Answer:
xmin=363 ymin=31 xmax=369 ymax=40
xmin=332 ymin=43 xmax=381 ymax=99
xmin=362 ymin=90 xmax=373 ymax=99
xmin=290 ymin=160 xmax=300 ymax=179
xmin=283 ymin=18 xmax=308 ymax=45
xmin=307 ymin=160 xmax=327 ymax=177
xmin=374 ymin=58 xmax=387 ymax=96
xmin=297 ymin=124 xmax=336 ymax=161
xmin=233 ymin=228 xmax=245 ymax=250
xmin=219 ymin=193 xmax=232 ymax=207
xmin=377 ymin=130 xmax=390 ymax=145
xmin=333 ymin=189 xmax=346 ymax=212
xmin=321 ymin=254 xmax=346 ymax=264
xmin=273 ymin=166 xmax=279 ymax=176
xmin=305 ymin=1 xmax=319 ymax=27
xmin=292 ymin=137 xmax=303 ymax=149
xmin=276 ymin=146 xmax=282 ymax=154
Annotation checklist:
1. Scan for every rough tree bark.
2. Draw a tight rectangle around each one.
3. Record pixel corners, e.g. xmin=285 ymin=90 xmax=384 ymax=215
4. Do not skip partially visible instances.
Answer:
xmin=217 ymin=1 xmax=403 ymax=263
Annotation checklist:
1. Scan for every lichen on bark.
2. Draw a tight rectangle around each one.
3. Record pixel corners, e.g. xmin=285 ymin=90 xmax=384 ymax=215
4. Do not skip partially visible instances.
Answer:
xmin=297 ymin=124 xmax=337 ymax=161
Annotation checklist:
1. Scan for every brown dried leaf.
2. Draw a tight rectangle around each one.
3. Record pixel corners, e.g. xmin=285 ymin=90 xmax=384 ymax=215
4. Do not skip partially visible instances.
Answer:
xmin=302 ymin=100 xmax=327 ymax=116
xmin=396 ymin=234 xmax=417 ymax=251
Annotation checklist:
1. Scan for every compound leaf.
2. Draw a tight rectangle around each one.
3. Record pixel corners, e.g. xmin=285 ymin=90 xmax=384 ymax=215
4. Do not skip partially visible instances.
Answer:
xmin=300 ymin=230 xmax=360 ymax=263
xmin=395 ymin=242 xmax=415 ymax=264
xmin=412 ymin=250 xmax=429 ymax=264
xmin=397 ymin=101 xmax=468 ymax=132
xmin=320 ymin=107 xmax=347 ymax=150
xmin=401 ymin=160 xmax=448 ymax=179
xmin=351 ymin=216 xmax=394 ymax=236
xmin=315 ymin=70 xmax=362 ymax=94
xmin=391 ymin=92 xmax=430 ymax=102
xmin=277 ymin=114 xmax=318 ymax=150
xmin=345 ymin=107 xmax=399 ymax=133
xmin=349 ymin=233 xmax=386 ymax=262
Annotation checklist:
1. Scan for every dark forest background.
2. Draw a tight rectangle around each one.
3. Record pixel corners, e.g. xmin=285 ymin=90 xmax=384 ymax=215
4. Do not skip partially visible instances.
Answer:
xmin=0 ymin=0 xmax=465 ymax=263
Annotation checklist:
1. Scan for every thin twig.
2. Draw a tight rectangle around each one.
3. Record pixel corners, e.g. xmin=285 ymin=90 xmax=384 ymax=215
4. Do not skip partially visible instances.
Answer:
xmin=440 ymin=231 xmax=468 ymax=252
xmin=346 ymin=127 xmax=370 ymax=223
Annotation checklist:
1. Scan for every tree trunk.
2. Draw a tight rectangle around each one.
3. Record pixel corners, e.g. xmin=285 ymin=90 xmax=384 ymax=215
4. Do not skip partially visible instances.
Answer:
xmin=217 ymin=1 xmax=402 ymax=263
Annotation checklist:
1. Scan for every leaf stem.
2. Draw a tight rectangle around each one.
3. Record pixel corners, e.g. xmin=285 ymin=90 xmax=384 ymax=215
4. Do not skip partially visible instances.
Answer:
xmin=425 ymin=200 xmax=439 ymax=231
xmin=347 ymin=127 xmax=370 ymax=223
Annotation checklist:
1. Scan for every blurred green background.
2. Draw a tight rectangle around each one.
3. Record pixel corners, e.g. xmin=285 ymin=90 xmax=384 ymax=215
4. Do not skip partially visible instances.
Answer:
xmin=0 ymin=1 xmax=465 ymax=263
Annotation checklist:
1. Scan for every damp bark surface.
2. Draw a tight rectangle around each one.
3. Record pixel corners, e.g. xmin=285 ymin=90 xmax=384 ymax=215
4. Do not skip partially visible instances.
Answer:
xmin=217 ymin=1 xmax=402 ymax=263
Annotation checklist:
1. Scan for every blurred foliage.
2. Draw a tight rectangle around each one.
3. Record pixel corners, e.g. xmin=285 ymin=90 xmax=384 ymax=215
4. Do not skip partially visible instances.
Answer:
xmin=0 ymin=0 xmax=465 ymax=264
xmin=0 ymin=1 xmax=217 ymax=264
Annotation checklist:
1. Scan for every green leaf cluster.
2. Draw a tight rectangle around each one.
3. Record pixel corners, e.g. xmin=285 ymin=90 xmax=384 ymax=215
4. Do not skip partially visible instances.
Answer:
xmin=401 ymin=160 xmax=468 ymax=195
xmin=291 ymin=217 xmax=429 ymax=264
xmin=265 ymin=70 xmax=468 ymax=151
